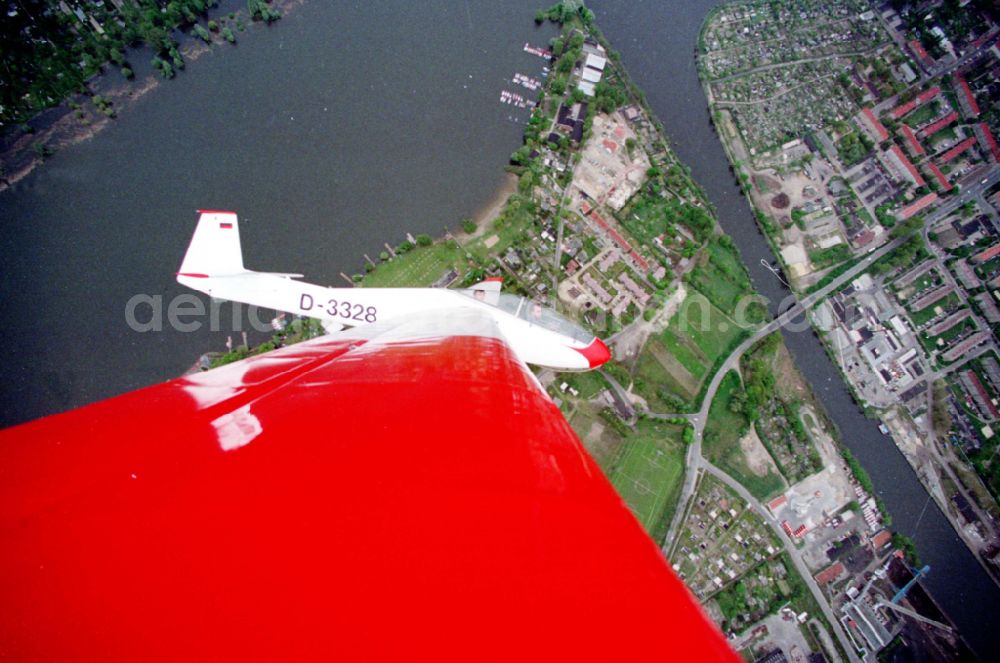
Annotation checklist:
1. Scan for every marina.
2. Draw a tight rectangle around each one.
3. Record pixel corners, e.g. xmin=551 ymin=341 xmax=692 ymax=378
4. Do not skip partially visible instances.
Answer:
xmin=523 ymin=42 xmax=552 ymax=59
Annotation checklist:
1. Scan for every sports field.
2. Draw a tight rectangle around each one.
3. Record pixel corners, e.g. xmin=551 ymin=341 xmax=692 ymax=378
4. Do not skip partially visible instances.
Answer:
xmin=606 ymin=420 xmax=687 ymax=539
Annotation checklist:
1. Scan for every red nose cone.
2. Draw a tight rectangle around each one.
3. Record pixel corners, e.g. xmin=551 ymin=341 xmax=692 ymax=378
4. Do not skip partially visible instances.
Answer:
xmin=574 ymin=337 xmax=612 ymax=369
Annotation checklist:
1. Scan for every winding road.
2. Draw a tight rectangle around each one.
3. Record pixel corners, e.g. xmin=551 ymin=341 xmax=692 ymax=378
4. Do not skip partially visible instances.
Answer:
xmin=652 ymin=236 xmax=905 ymax=663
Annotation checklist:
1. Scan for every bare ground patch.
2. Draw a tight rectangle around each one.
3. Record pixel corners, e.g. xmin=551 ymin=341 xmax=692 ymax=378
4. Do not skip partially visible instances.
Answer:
xmin=772 ymin=340 xmax=810 ymax=403
xmin=740 ymin=425 xmax=782 ymax=477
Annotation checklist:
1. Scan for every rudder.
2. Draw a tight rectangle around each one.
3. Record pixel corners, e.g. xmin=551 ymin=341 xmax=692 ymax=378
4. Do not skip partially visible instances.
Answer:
xmin=178 ymin=210 xmax=246 ymax=277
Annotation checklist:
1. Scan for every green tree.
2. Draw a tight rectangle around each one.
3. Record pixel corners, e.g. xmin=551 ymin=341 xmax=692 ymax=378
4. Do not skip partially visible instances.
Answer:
xmin=194 ymin=24 xmax=212 ymax=43
xmin=248 ymin=0 xmax=281 ymax=23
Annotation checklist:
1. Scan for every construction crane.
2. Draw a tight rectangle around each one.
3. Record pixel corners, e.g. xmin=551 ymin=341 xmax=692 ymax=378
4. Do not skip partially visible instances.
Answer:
xmin=892 ymin=565 xmax=931 ymax=604
xmin=876 ymin=601 xmax=953 ymax=634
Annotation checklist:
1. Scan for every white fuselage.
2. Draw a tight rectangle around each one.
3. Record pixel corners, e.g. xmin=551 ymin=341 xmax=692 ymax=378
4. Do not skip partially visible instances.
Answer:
xmin=178 ymin=273 xmax=602 ymax=371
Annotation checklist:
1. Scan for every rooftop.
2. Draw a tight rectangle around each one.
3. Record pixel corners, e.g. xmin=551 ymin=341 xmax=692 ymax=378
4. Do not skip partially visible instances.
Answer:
xmin=980 ymin=122 xmax=1000 ymax=162
xmin=900 ymin=124 xmax=924 ymax=156
xmin=939 ymin=137 xmax=977 ymax=163
xmin=921 ymin=111 xmax=958 ymax=138
xmin=898 ymin=193 xmax=938 ymax=220
xmin=861 ymin=107 xmax=889 ymax=141
xmin=926 ymin=162 xmax=952 ymax=192
xmin=888 ymin=145 xmax=926 ymax=187
xmin=956 ymin=74 xmax=980 ymax=117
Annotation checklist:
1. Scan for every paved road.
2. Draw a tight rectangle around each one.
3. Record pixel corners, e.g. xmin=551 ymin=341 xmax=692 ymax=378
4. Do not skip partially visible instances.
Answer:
xmin=706 ymin=50 xmax=883 ymax=85
xmin=640 ymin=171 xmax=997 ymax=659
xmin=694 ymin=236 xmax=905 ymax=425
xmin=662 ymin=235 xmax=903 ymax=550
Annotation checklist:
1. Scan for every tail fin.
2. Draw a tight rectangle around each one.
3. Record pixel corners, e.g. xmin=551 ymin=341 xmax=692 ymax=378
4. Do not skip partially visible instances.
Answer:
xmin=178 ymin=210 xmax=246 ymax=277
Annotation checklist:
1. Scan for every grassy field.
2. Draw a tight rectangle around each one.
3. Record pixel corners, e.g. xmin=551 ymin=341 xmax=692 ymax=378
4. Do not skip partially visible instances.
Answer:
xmin=605 ymin=419 xmax=688 ymax=541
xmin=929 ymin=125 xmax=958 ymax=147
xmin=661 ymin=323 xmax=711 ymax=380
xmin=903 ymin=100 xmax=940 ymax=128
xmin=680 ymin=294 xmax=745 ymax=359
xmin=922 ymin=316 xmax=976 ymax=352
xmin=642 ymin=291 xmax=746 ymax=410
xmin=626 ymin=236 xmax=758 ymax=414
xmin=703 ymin=371 xmax=747 ymax=458
xmin=361 ymin=242 xmax=466 ymax=288
xmin=560 ymin=369 xmax=610 ymax=400
xmin=466 ymin=193 xmax=538 ymax=262
xmin=908 ymin=292 xmax=960 ymax=326
xmin=633 ymin=337 xmax=699 ymax=407
xmin=702 ymin=370 xmax=784 ymax=501
xmin=688 ymin=238 xmax=753 ymax=315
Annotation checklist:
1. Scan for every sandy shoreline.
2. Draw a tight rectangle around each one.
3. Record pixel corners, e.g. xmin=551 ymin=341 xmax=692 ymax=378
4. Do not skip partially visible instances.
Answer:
xmin=464 ymin=172 xmax=518 ymax=240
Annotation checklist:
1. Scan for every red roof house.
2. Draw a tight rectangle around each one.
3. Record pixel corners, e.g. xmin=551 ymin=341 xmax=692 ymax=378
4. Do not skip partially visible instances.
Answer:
xmin=926 ymin=162 xmax=952 ymax=192
xmin=908 ymin=39 xmax=933 ymax=67
xmin=956 ymin=75 xmax=980 ymax=117
xmin=940 ymin=137 xmax=977 ymax=163
xmin=921 ymin=111 xmax=958 ymax=137
xmin=974 ymin=243 xmax=1000 ymax=264
xmin=900 ymin=125 xmax=925 ymax=156
xmin=890 ymin=145 xmax=926 ymax=186
xmin=871 ymin=530 xmax=892 ymax=549
xmin=980 ymin=123 xmax=1000 ymax=162
xmin=861 ymin=107 xmax=889 ymax=141
xmin=898 ymin=193 xmax=938 ymax=220
xmin=815 ymin=562 xmax=846 ymax=585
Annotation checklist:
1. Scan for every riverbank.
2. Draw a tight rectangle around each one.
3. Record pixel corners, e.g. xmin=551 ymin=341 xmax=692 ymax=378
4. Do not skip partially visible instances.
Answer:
xmin=689 ymin=1 xmax=1000 ymax=655
xmin=700 ymin=4 xmax=1000 ymax=597
xmin=588 ymin=0 xmax=1000 ymax=655
xmin=465 ymin=173 xmax=518 ymax=241
xmin=0 ymin=0 xmax=307 ymax=194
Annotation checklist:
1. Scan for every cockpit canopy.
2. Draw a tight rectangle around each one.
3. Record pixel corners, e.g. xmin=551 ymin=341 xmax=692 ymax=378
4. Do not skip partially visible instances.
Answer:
xmin=462 ymin=290 xmax=593 ymax=343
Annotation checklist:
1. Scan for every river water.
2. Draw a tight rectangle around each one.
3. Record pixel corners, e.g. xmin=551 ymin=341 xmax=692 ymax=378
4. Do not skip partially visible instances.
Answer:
xmin=1 ymin=0 xmax=996 ymax=656
xmin=589 ymin=0 xmax=998 ymax=656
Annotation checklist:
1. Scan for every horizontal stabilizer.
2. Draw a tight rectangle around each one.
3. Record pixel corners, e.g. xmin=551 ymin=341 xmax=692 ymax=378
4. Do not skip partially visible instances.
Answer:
xmin=262 ymin=272 xmax=305 ymax=280
xmin=469 ymin=277 xmax=503 ymax=292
